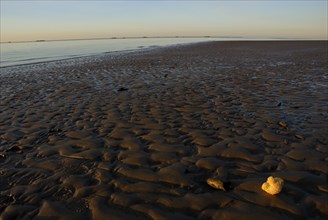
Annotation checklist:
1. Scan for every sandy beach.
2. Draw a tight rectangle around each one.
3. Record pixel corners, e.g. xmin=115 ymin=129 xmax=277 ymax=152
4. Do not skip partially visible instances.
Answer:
xmin=0 ymin=41 xmax=327 ymax=219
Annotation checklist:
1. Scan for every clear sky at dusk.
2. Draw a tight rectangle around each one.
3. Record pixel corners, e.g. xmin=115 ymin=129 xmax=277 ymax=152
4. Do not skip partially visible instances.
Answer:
xmin=1 ymin=0 xmax=327 ymax=42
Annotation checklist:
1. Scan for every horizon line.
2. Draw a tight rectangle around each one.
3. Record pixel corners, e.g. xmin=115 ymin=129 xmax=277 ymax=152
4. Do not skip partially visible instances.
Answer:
xmin=1 ymin=35 xmax=326 ymax=44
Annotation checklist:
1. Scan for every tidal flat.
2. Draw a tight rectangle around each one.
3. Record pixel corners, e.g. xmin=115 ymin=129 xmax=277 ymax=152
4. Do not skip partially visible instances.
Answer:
xmin=0 ymin=41 xmax=327 ymax=219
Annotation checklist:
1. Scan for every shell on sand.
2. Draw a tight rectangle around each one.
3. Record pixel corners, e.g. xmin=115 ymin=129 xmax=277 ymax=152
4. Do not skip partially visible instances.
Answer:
xmin=279 ymin=121 xmax=288 ymax=128
xmin=207 ymin=178 xmax=225 ymax=191
xmin=295 ymin=134 xmax=304 ymax=140
xmin=261 ymin=176 xmax=284 ymax=195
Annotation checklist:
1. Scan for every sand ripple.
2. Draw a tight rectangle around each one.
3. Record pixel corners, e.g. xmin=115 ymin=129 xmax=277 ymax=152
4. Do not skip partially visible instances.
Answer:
xmin=0 ymin=41 xmax=327 ymax=219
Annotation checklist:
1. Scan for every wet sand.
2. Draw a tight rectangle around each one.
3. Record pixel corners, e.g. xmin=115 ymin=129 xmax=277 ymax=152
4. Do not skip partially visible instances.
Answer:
xmin=0 ymin=41 xmax=327 ymax=219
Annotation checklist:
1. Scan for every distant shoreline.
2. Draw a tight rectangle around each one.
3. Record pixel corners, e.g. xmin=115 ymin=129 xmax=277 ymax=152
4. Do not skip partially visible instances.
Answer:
xmin=2 ymin=36 xmax=230 ymax=44
xmin=1 ymin=36 xmax=324 ymax=44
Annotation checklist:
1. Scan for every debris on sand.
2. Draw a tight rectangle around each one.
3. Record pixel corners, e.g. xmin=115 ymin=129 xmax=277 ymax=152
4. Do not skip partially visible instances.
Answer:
xmin=295 ymin=134 xmax=304 ymax=140
xmin=117 ymin=87 xmax=129 ymax=92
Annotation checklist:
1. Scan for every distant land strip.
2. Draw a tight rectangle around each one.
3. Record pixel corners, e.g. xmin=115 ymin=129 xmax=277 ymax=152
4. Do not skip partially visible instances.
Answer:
xmin=0 ymin=35 xmax=312 ymax=44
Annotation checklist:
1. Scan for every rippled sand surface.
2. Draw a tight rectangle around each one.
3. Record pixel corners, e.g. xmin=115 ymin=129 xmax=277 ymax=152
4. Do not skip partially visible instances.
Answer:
xmin=0 ymin=41 xmax=327 ymax=219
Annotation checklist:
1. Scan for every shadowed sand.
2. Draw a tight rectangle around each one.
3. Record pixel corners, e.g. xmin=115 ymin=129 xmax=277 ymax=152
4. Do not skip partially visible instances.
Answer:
xmin=0 ymin=41 xmax=327 ymax=219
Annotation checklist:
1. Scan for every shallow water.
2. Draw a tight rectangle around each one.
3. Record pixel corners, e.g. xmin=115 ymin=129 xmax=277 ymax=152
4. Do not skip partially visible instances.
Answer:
xmin=0 ymin=37 xmax=220 ymax=67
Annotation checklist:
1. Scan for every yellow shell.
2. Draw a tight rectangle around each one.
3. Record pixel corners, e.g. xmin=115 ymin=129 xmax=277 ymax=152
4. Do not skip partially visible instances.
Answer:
xmin=261 ymin=176 xmax=284 ymax=195
xmin=207 ymin=178 xmax=225 ymax=191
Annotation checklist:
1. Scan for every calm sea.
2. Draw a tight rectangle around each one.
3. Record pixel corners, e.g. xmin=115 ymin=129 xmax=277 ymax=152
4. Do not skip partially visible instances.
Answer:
xmin=0 ymin=37 xmax=224 ymax=67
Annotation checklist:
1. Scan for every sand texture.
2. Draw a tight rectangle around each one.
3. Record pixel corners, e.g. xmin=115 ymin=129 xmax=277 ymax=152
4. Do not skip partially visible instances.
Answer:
xmin=0 ymin=41 xmax=327 ymax=219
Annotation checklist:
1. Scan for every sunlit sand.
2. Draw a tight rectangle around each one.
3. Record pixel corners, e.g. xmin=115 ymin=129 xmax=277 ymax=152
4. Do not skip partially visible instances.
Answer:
xmin=0 ymin=41 xmax=327 ymax=219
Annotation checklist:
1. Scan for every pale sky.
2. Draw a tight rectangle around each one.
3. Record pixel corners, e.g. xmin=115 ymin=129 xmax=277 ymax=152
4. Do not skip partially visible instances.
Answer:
xmin=1 ymin=0 xmax=327 ymax=42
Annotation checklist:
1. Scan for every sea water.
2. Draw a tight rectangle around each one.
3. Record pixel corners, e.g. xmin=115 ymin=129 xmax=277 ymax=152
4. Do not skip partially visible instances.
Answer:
xmin=0 ymin=37 xmax=223 ymax=67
